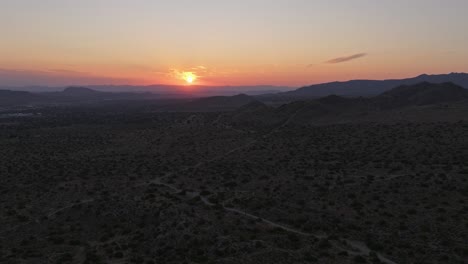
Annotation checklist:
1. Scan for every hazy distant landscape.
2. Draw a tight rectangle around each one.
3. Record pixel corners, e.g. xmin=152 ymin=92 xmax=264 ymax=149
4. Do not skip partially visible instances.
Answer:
xmin=2 ymin=73 xmax=468 ymax=108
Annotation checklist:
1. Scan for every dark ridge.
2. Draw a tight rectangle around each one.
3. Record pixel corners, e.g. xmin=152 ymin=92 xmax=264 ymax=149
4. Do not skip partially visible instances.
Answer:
xmin=376 ymin=82 xmax=468 ymax=108
xmin=62 ymin=86 xmax=100 ymax=96
xmin=277 ymin=72 xmax=468 ymax=98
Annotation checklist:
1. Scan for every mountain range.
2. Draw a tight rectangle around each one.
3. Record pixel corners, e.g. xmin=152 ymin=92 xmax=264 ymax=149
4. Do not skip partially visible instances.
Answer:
xmin=226 ymin=82 xmax=468 ymax=126
xmin=2 ymin=73 xmax=468 ymax=109
xmin=0 ymin=84 xmax=290 ymax=96
xmin=3 ymin=73 xmax=468 ymax=99
xmin=0 ymin=87 xmax=160 ymax=106
xmin=270 ymin=72 xmax=468 ymax=98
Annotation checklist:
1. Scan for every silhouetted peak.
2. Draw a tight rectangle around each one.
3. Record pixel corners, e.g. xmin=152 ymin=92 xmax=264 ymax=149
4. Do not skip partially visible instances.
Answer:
xmin=277 ymin=72 xmax=468 ymax=98
xmin=378 ymin=82 xmax=468 ymax=107
xmin=63 ymin=86 xmax=99 ymax=95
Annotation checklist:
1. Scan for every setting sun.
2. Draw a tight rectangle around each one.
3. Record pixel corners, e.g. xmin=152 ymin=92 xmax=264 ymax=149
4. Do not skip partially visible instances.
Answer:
xmin=182 ymin=72 xmax=197 ymax=84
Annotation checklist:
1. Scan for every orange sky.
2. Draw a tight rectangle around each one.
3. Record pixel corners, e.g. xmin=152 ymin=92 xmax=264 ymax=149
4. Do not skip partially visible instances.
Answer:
xmin=1 ymin=1 xmax=468 ymax=87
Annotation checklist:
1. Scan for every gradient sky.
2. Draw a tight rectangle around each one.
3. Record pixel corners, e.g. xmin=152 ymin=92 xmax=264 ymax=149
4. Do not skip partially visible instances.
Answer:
xmin=1 ymin=0 xmax=468 ymax=87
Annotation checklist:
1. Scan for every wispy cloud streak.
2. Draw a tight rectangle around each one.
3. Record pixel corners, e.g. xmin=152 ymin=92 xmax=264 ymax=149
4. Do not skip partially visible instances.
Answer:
xmin=326 ymin=53 xmax=367 ymax=64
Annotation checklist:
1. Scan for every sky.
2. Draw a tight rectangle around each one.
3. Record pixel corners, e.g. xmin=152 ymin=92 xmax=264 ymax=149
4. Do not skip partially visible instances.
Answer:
xmin=1 ymin=0 xmax=468 ymax=87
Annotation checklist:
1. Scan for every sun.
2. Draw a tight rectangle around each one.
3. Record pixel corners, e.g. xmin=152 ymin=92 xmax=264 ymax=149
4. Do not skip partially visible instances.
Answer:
xmin=182 ymin=72 xmax=197 ymax=84
xmin=186 ymin=75 xmax=194 ymax=83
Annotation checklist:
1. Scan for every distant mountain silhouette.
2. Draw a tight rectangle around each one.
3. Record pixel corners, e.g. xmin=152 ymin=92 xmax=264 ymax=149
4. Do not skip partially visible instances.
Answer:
xmin=1 ymin=84 xmax=291 ymax=96
xmin=85 ymin=85 xmax=290 ymax=96
xmin=234 ymin=82 xmax=468 ymax=125
xmin=0 ymin=86 xmax=160 ymax=106
xmin=3 ymin=80 xmax=468 ymax=113
xmin=375 ymin=82 xmax=468 ymax=108
xmin=62 ymin=86 xmax=101 ymax=96
xmin=275 ymin=73 xmax=468 ymax=98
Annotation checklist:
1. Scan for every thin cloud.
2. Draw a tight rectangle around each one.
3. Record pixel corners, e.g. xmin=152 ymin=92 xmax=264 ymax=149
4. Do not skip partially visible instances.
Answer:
xmin=326 ymin=53 xmax=367 ymax=64
xmin=169 ymin=65 xmax=217 ymax=80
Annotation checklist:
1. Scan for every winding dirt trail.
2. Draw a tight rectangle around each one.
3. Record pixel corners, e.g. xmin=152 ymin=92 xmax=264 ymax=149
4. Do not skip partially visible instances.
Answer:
xmin=135 ymin=109 xmax=399 ymax=264
xmin=148 ymin=178 xmax=398 ymax=264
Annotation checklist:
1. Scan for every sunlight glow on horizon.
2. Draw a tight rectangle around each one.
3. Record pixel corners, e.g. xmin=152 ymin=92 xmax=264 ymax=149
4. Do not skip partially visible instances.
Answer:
xmin=182 ymin=72 xmax=196 ymax=84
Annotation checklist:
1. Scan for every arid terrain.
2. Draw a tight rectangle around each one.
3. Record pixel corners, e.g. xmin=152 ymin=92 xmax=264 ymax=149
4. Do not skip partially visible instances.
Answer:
xmin=1 ymin=83 xmax=468 ymax=264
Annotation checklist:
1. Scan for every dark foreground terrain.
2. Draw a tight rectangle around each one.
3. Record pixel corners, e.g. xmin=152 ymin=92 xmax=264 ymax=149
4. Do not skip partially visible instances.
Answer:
xmin=1 ymin=84 xmax=468 ymax=264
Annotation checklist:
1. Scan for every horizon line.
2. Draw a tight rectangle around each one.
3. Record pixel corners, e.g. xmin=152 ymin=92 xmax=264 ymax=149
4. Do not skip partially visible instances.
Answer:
xmin=1 ymin=72 xmax=466 ymax=90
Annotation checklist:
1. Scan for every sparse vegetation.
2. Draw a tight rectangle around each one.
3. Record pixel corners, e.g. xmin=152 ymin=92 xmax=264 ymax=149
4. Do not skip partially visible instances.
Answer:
xmin=1 ymin=85 xmax=468 ymax=263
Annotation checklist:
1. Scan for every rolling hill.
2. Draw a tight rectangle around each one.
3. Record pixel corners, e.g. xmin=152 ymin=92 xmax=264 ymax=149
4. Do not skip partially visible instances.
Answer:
xmin=375 ymin=82 xmax=468 ymax=108
xmin=239 ymin=82 xmax=468 ymax=125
